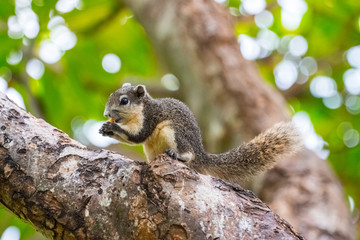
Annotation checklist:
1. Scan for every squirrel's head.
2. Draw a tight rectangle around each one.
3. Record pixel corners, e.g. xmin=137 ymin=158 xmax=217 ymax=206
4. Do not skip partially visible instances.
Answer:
xmin=104 ymin=83 xmax=150 ymax=123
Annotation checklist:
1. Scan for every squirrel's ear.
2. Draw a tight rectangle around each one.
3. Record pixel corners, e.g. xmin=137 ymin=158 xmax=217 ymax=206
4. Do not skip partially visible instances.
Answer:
xmin=135 ymin=85 xmax=146 ymax=98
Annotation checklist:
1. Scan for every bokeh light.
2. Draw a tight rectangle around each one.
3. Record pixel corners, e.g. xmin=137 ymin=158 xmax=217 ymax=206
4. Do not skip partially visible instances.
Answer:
xmin=82 ymin=120 xmax=119 ymax=147
xmin=37 ymin=15 xmax=77 ymax=64
xmin=323 ymin=93 xmax=342 ymax=109
xmin=345 ymin=95 xmax=360 ymax=115
xmin=5 ymin=88 xmax=26 ymax=110
xmin=289 ymin=35 xmax=308 ymax=56
xmin=283 ymin=52 xmax=301 ymax=63
xmin=346 ymin=45 xmax=360 ymax=68
xmin=257 ymin=29 xmax=279 ymax=53
xmin=6 ymin=50 xmax=23 ymax=65
xmin=348 ymin=196 xmax=355 ymax=212
xmin=292 ymin=111 xmax=329 ymax=159
xmin=0 ymin=77 xmax=8 ymax=92
xmin=274 ymin=60 xmax=298 ymax=90
xmin=8 ymin=6 xmax=39 ymax=39
xmin=239 ymin=30 xmax=280 ymax=60
xmin=50 ymin=25 xmax=77 ymax=51
xmin=48 ymin=16 xmax=66 ymax=30
xmin=7 ymin=16 xmax=23 ymax=39
xmin=161 ymin=73 xmax=180 ymax=91
xmin=299 ymin=57 xmax=317 ymax=76
xmin=0 ymin=226 xmax=20 ymax=240
xmin=39 ymin=40 xmax=63 ymax=64
xmin=241 ymin=0 xmax=266 ymax=15
xmin=238 ymin=35 xmax=261 ymax=60
xmin=56 ymin=0 xmax=81 ymax=13
xmin=15 ymin=0 xmax=31 ymax=8
xmin=26 ymin=58 xmax=45 ymax=79
xmin=102 ymin=54 xmax=121 ymax=73
xmin=18 ymin=9 xmax=39 ymax=39
xmin=337 ymin=122 xmax=352 ymax=138
xmin=277 ymin=0 xmax=307 ymax=31
xmin=343 ymin=128 xmax=360 ymax=148
xmin=277 ymin=35 xmax=292 ymax=54
xmin=255 ymin=10 xmax=274 ymax=29
xmin=343 ymin=68 xmax=360 ymax=95
xmin=310 ymin=76 xmax=337 ymax=98
xmin=337 ymin=122 xmax=360 ymax=148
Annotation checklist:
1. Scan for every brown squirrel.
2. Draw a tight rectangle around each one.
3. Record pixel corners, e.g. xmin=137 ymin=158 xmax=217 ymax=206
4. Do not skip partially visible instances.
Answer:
xmin=99 ymin=83 xmax=301 ymax=184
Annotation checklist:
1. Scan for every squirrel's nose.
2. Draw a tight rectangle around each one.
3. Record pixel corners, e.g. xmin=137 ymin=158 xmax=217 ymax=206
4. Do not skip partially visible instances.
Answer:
xmin=104 ymin=108 xmax=110 ymax=118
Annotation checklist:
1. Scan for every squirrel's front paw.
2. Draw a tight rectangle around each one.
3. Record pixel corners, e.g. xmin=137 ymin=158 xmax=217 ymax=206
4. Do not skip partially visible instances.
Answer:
xmin=99 ymin=122 xmax=115 ymax=136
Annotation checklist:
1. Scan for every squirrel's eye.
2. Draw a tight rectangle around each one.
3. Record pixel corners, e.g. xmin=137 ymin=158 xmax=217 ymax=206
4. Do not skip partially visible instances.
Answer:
xmin=120 ymin=97 xmax=129 ymax=105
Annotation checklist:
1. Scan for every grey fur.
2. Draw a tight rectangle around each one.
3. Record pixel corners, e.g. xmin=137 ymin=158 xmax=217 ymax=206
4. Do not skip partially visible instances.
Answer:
xmin=100 ymin=84 xmax=302 ymax=184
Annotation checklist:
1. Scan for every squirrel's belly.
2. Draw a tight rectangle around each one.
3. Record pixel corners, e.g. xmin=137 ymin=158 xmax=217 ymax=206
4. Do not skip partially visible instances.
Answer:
xmin=143 ymin=120 xmax=177 ymax=161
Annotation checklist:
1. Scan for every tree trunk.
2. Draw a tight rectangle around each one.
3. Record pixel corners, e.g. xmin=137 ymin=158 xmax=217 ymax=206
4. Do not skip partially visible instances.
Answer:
xmin=0 ymin=93 xmax=304 ymax=239
xmin=122 ymin=0 xmax=357 ymax=239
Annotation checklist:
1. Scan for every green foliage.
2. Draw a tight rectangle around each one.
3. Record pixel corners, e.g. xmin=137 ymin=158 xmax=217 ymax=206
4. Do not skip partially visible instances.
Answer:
xmin=0 ymin=207 xmax=45 ymax=240
xmin=0 ymin=0 xmax=360 ymax=238
xmin=259 ymin=0 xmax=360 ymax=216
xmin=0 ymin=0 xmax=156 ymax=238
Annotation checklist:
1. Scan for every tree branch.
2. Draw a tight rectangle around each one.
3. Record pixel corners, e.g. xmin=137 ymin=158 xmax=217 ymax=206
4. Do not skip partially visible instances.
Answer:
xmin=121 ymin=0 xmax=357 ymax=239
xmin=0 ymin=92 xmax=303 ymax=239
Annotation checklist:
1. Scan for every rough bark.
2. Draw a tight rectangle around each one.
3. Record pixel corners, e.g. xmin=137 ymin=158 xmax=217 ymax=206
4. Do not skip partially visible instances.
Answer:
xmin=122 ymin=0 xmax=357 ymax=239
xmin=0 ymin=93 xmax=304 ymax=239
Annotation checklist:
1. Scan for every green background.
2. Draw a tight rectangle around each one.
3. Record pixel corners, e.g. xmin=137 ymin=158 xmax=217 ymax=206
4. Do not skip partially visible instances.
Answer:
xmin=0 ymin=0 xmax=359 ymax=238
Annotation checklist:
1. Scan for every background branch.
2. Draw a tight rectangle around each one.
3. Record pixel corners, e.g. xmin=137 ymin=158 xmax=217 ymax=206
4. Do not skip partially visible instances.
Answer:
xmin=121 ymin=0 xmax=356 ymax=239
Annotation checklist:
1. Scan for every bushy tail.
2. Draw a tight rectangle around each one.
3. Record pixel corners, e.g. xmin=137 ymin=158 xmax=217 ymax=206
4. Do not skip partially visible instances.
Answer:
xmin=195 ymin=122 xmax=302 ymax=184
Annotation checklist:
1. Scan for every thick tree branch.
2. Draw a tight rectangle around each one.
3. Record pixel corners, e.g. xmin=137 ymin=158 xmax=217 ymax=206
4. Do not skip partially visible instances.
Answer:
xmin=121 ymin=0 xmax=356 ymax=239
xmin=0 ymin=93 xmax=303 ymax=239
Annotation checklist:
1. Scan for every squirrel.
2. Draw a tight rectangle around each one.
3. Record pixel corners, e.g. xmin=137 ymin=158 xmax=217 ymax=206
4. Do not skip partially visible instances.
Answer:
xmin=99 ymin=83 xmax=301 ymax=184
